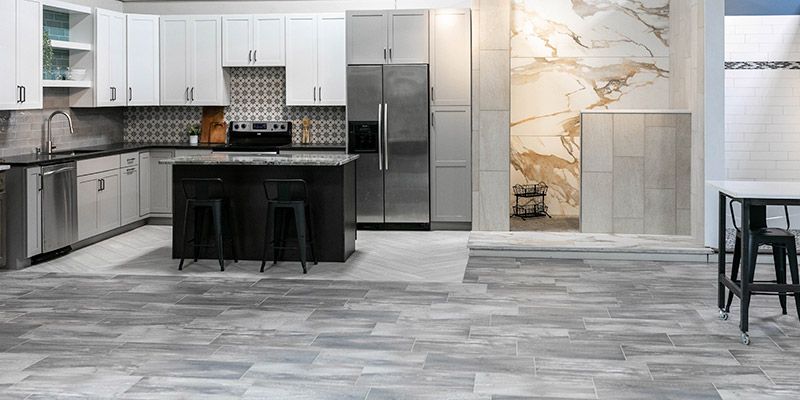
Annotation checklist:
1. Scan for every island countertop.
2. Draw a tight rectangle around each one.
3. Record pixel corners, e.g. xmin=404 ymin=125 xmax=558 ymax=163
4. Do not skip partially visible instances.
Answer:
xmin=160 ymin=153 xmax=359 ymax=166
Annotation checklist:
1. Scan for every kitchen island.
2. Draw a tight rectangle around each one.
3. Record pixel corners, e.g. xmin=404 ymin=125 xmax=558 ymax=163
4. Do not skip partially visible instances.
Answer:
xmin=161 ymin=153 xmax=358 ymax=263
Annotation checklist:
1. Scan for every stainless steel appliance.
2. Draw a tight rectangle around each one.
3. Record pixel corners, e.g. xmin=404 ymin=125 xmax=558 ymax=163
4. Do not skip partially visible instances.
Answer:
xmin=347 ymin=65 xmax=429 ymax=227
xmin=215 ymin=120 xmax=292 ymax=154
xmin=41 ymin=162 xmax=77 ymax=253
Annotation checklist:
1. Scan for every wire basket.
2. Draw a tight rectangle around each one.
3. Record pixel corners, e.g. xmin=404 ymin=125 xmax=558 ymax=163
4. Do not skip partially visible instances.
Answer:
xmin=513 ymin=182 xmax=548 ymax=197
xmin=512 ymin=202 xmax=549 ymax=218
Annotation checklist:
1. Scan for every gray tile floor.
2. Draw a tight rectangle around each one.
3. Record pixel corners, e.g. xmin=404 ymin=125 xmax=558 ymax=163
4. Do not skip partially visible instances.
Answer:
xmin=2 ymin=241 xmax=800 ymax=398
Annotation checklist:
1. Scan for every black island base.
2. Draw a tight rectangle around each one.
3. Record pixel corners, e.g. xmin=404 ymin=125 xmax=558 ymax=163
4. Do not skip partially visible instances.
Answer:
xmin=163 ymin=153 xmax=358 ymax=264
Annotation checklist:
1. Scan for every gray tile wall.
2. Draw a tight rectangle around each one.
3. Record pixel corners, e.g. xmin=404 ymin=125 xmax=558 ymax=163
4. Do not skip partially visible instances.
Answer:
xmin=124 ymin=67 xmax=346 ymax=145
xmin=0 ymin=88 xmax=124 ymax=158
xmin=581 ymin=112 xmax=692 ymax=236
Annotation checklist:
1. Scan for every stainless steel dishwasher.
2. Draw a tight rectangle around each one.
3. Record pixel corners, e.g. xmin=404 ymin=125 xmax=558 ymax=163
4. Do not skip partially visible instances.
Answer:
xmin=41 ymin=162 xmax=77 ymax=253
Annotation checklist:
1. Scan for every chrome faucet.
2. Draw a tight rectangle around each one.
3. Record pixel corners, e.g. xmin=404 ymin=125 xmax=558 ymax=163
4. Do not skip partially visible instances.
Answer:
xmin=45 ymin=110 xmax=74 ymax=154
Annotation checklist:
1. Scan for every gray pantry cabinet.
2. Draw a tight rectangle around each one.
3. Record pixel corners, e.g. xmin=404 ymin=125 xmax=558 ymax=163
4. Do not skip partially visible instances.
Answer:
xmin=428 ymin=9 xmax=472 ymax=224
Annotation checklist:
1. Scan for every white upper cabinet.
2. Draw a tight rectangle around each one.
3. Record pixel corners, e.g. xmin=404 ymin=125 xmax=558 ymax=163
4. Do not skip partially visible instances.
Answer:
xmin=222 ymin=16 xmax=251 ymax=67
xmin=316 ymin=14 xmax=346 ymax=106
xmin=126 ymin=14 xmax=160 ymax=106
xmin=0 ymin=0 xmax=42 ymax=110
xmin=346 ymin=9 xmax=428 ymax=65
xmin=286 ymin=13 xmax=345 ymax=106
xmin=223 ymin=15 xmax=285 ymax=67
xmin=160 ymin=16 xmax=190 ymax=105
xmin=253 ymin=15 xmax=285 ymax=66
xmin=430 ymin=9 xmax=471 ymax=106
xmin=160 ymin=15 xmax=229 ymax=106
xmin=95 ymin=8 xmax=126 ymax=107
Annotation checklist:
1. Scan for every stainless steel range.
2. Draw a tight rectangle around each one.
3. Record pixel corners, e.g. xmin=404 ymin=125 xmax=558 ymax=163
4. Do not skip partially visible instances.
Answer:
xmin=215 ymin=120 xmax=292 ymax=153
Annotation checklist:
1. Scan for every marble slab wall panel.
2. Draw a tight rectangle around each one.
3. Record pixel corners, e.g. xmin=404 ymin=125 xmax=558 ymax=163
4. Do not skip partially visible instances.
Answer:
xmin=509 ymin=0 xmax=671 ymax=218
xmin=124 ymin=67 xmax=346 ymax=144
xmin=580 ymin=112 xmax=691 ymax=235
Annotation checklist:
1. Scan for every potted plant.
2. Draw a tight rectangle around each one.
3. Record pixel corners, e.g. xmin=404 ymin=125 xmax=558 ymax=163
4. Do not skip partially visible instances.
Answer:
xmin=43 ymin=31 xmax=54 ymax=80
xmin=187 ymin=123 xmax=200 ymax=145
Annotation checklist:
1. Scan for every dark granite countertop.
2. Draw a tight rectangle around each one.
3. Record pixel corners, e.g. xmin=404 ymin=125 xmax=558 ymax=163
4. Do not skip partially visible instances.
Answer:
xmin=0 ymin=142 xmax=217 ymax=167
xmin=0 ymin=142 xmax=348 ymax=167
xmin=161 ymin=153 xmax=359 ymax=167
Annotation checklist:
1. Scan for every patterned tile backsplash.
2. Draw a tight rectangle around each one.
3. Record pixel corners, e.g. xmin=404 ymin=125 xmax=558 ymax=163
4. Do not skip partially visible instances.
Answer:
xmin=124 ymin=67 xmax=347 ymax=144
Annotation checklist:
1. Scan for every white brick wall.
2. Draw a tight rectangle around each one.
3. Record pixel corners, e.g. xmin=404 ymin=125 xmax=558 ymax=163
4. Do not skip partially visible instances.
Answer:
xmin=725 ymin=16 xmax=800 ymax=182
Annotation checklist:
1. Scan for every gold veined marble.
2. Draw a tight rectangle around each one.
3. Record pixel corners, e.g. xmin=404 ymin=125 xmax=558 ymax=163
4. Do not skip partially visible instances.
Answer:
xmin=509 ymin=0 xmax=670 ymax=218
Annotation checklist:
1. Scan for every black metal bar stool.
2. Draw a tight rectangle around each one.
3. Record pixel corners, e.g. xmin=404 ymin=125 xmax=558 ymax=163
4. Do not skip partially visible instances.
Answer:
xmin=261 ymin=179 xmax=317 ymax=274
xmin=725 ymin=202 xmax=800 ymax=319
xmin=178 ymin=178 xmax=239 ymax=271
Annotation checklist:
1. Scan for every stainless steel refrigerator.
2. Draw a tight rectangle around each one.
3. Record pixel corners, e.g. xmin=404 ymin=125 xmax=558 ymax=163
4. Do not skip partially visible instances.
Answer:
xmin=347 ymin=65 xmax=429 ymax=227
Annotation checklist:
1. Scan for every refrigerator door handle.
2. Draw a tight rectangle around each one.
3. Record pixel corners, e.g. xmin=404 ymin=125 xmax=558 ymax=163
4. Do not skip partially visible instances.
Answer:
xmin=383 ymin=103 xmax=389 ymax=171
xmin=377 ymin=103 xmax=383 ymax=171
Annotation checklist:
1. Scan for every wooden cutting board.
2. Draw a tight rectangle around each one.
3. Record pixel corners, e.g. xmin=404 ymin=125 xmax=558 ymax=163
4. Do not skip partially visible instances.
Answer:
xmin=200 ymin=106 xmax=227 ymax=144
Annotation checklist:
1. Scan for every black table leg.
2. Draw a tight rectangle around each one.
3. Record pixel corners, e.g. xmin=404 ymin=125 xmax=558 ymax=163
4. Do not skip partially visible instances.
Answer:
xmin=740 ymin=199 xmax=751 ymax=345
xmin=718 ymin=192 xmax=727 ymax=312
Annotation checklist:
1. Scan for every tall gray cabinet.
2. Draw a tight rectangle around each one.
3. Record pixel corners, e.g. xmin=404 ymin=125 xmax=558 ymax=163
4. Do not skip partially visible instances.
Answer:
xmin=429 ymin=9 xmax=472 ymax=225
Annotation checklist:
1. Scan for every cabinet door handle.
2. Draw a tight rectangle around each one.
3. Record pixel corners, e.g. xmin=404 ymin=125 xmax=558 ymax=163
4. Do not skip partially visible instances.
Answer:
xmin=21 ymin=86 xmax=26 ymax=103
xmin=431 ymin=86 xmax=435 ymax=101
xmin=129 ymin=87 xmax=132 ymax=102
xmin=318 ymin=87 xmax=322 ymax=102
xmin=185 ymin=87 xmax=189 ymax=102
xmin=126 ymin=167 xmax=136 ymax=174
xmin=253 ymin=50 xmax=257 ymax=62
xmin=313 ymin=86 xmax=316 ymax=102
xmin=190 ymin=87 xmax=194 ymax=101
xmin=389 ymin=48 xmax=392 ymax=61
xmin=383 ymin=48 xmax=387 ymax=61
xmin=38 ymin=173 xmax=43 ymax=191
xmin=16 ymin=86 xmax=20 ymax=103
xmin=98 ymin=179 xmax=103 ymax=191
xmin=248 ymin=50 xmax=252 ymax=62
xmin=431 ymin=111 xmax=435 ymax=127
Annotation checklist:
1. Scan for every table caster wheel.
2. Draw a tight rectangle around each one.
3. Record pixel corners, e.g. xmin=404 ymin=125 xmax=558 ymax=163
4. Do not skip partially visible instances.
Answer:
xmin=741 ymin=332 xmax=750 ymax=345
xmin=719 ymin=310 xmax=729 ymax=321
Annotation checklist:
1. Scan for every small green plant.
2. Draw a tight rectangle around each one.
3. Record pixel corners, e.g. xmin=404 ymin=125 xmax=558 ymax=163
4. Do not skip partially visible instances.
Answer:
xmin=43 ymin=31 xmax=54 ymax=78
xmin=187 ymin=123 xmax=200 ymax=136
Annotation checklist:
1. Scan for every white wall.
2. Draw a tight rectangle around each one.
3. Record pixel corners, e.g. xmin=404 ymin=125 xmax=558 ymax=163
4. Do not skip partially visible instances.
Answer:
xmin=122 ymin=0 xmax=470 ymax=14
xmin=725 ymin=16 xmax=800 ymax=181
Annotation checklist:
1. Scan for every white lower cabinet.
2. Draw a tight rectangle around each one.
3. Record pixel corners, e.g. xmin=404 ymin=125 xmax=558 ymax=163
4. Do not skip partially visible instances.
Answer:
xmin=139 ymin=152 xmax=151 ymax=216
xmin=25 ymin=166 xmax=41 ymax=257
xmin=149 ymin=150 xmax=174 ymax=214
xmin=77 ymin=169 xmax=121 ymax=241
xmin=120 ymin=165 xmax=140 ymax=225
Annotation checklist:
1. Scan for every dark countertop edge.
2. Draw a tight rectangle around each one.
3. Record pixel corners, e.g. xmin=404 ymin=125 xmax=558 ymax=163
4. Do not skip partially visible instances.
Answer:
xmin=280 ymin=144 xmax=347 ymax=151
xmin=0 ymin=142 xmax=347 ymax=167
